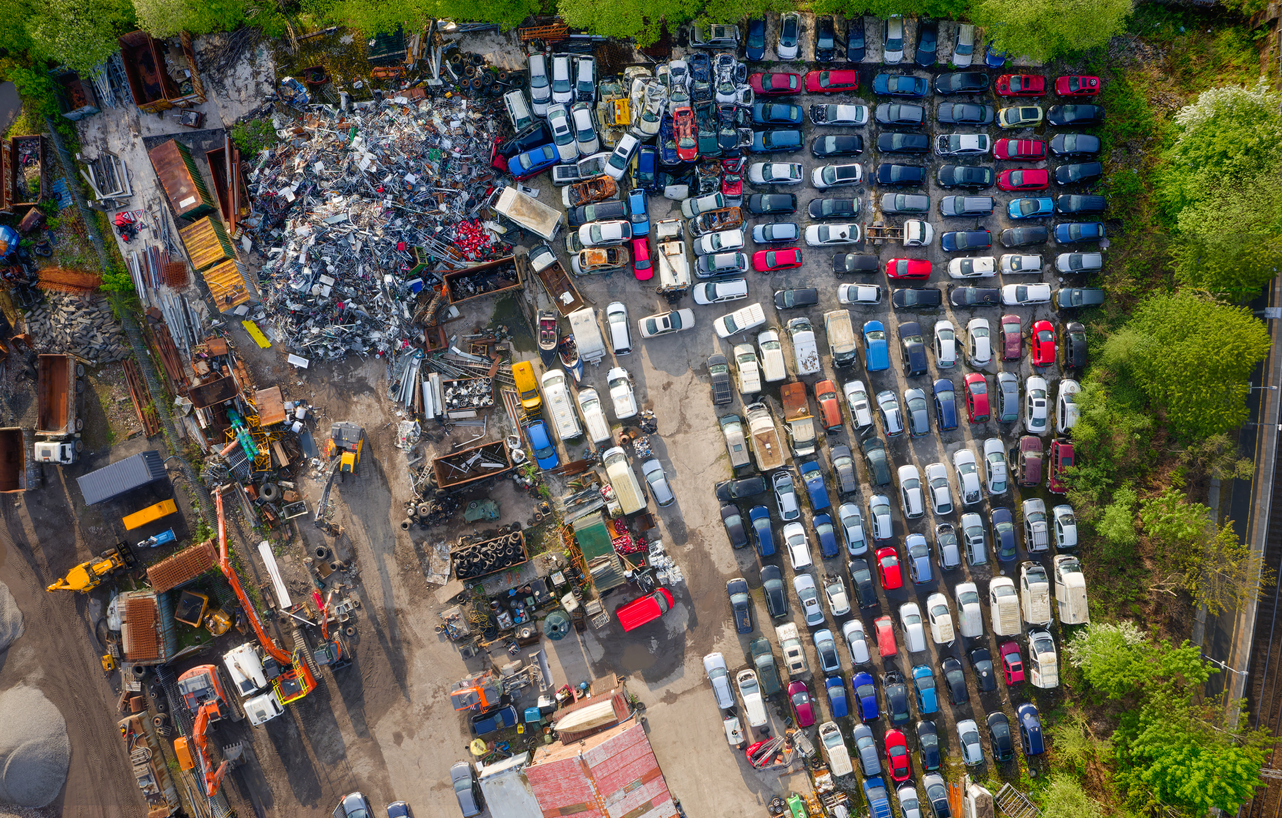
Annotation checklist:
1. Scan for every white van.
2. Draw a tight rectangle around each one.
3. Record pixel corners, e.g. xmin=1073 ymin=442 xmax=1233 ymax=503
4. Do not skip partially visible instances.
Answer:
xmin=503 ymin=90 xmax=534 ymax=132
xmin=1053 ymin=555 xmax=1090 ymax=625
xmin=1028 ymin=629 xmax=1059 ymax=689
xmin=576 ymin=387 xmax=612 ymax=445
xmin=541 ymin=370 xmax=583 ymax=442
xmin=602 ymin=446 xmax=646 ymax=514
xmin=605 ymin=302 xmax=632 ymax=355
xmin=567 ymin=306 xmax=607 ymax=364
xmin=1019 ymin=561 xmax=1053 ymax=627
xmin=719 ymin=413 xmax=753 ymax=470
xmin=988 ymin=576 xmax=1022 ymax=637
xmin=823 ymin=310 xmax=857 ymax=368
xmin=955 ymin=582 xmax=984 ymax=639
xmin=736 ymin=669 xmax=769 ymax=728
xmin=757 ymin=329 xmax=789 ymax=383
xmin=818 ymin=722 xmax=854 ymax=777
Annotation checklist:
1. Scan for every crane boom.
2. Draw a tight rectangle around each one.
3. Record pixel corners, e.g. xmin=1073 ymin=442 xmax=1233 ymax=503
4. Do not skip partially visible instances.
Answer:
xmin=215 ymin=487 xmax=292 ymax=667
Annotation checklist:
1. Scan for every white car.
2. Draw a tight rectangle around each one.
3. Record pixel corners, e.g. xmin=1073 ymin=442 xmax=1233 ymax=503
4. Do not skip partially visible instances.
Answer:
xmin=983 ymin=437 xmax=1008 ymax=494
xmin=952 ymin=24 xmax=976 ymax=67
xmin=694 ymin=228 xmax=746 ymax=257
xmin=551 ymin=54 xmax=573 ymax=104
xmin=926 ymin=593 xmax=955 ymax=645
xmin=898 ymin=464 xmax=925 ymax=520
xmin=758 ymin=330 xmax=788 ymax=382
xmin=955 ymin=582 xmax=984 ymax=638
xmin=805 ymin=223 xmax=861 ymax=246
xmin=811 ymin=164 xmax=863 ymax=189
xmin=668 ymin=59 xmax=689 ymax=89
xmin=579 ymin=220 xmax=632 ymax=247
xmin=577 ymin=387 xmax=612 ymax=444
xmin=570 ymin=103 xmax=600 ymax=155
xmin=843 ymin=380 xmax=875 ymax=432
xmin=966 ymin=318 xmax=992 ymax=367
xmin=933 ymin=320 xmax=957 ymax=368
xmin=681 ymin=191 xmax=726 ymax=219
xmin=838 ymin=284 xmax=882 ymax=305
xmin=604 ymin=133 xmax=640 ymax=181
xmin=703 ymin=652 xmax=736 ymax=709
xmin=632 ymin=91 xmax=666 ymax=139
xmin=638 ymin=308 xmax=695 ymax=338
xmin=952 ymin=448 xmax=983 ymax=506
xmin=843 ymin=619 xmax=871 ymax=665
xmin=839 ymin=502 xmax=868 ymax=555
xmin=777 ymin=12 xmax=800 ymax=59
xmin=1002 ymin=283 xmax=1053 ymax=305
xmin=904 ymin=220 xmax=934 ymax=247
xmin=775 ymin=471 xmax=801 ymax=521
xmin=924 ymin=462 xmax=953 ymax=515
xmin=546 ymin=104 xmax=579 ymax=164
xmin=749 ymin=162 xmax=804 ymax=185
xmin=959 ymin=512 xmax=986 ymax=565
xmin=714 ymin=303 xmax=767 ymax=339
xmin=812 ymin=104 xmax=870 ymax=126
xmin=528 ymin=53 xmax=552 ymax=116
xmin=899 ymin=602 xmax=927 ymax=653
xmin=824 ymin=574 xmax=851 ymax=617
xmin=884 ymin=15 xmax=905 ymax=63
xmin=958 ymin=719 xmax=983 ymax=766
xmin=1000 ymin=254 xmax=1042 ymax=275
xmin=935 ymin=133 xmax=991 ymax=156
xmin=947 ymin=256 xmax=997 ymax=279
xmin=783 ymin=522 xmax=811 ymax=570
xmin=869 ymin=494 xmax=894 ymax=540
xmin=1025 ymin=375 xmax=1049 ymax=434
xmin=606 ymin=367 xmax=638 ymax=419
xmin=877 ymin=389 xmax=904 ymax=437
xmin=733 ymin=344 xmax=763 ymax=395
xmin=795 ymin=573 xmax=825 ymax=627
xmin=1024 ymin=498 xmax=1050 ymax=553
xmin=1054 ymin=504 xmax=1078 ymax=549
xmin=694 ymin=278 xmax=749 ymax=305
xmin=1056 ymin=252 xmax=1103 ymax=273
xmin=1057 ymin=379 xmax=1081 ymax=434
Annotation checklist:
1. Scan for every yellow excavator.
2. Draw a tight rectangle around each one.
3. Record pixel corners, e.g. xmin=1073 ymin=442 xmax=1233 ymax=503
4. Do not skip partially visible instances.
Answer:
xmin=46 ymin=542 xmax=137 ymax=593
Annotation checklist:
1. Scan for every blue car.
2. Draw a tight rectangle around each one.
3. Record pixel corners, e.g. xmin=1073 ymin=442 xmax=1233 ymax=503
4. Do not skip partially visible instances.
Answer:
xmin=751 ymin=129 xmax=803 ymax=153
xmin=933 ymin=379 xmax=958 ymax=431
xmin=800 ymin=460 xmax=832 ymax=512
xmin=745 ymin=17 xmax=766 ymax=61
xmin=863 ymin=320 xmax=890 ymax=372
xmin=906 ymin=533 xmax=932 ymax=584
xmin=853 ymin=672 xmax=879 ymax=720
xmin=863 ymin=776 xmax=892 ymax=818
xmin=628 ymin=189 xmax=650 ymax=236
xmin=825 ymin=676 xmax=849 ymax=718
xmin=1053 ymin=222 xmax=1105 ymax=244
xmin=509 ymin=143 xmax=559 ymax=180
xmin=912 ymin=665 xmax=938 ymax=715
xmin=752 ymin=103 xmax=804 ymax=126
xmin=635 ymin=145 xmax=659 ymax=191
xmin=525 ymin=420 xmax=559 ymax=470
xmin=1007 ymin=197 xmax=1055 ymax=219
xmin=471 ymin=704 xmax=519 ymax=735
xmin=658 ymin=116 xmax=679 ymax=166
xmin=750 ymin=505 xmax=776 ymax=557
xmin=985 ymin=43 xmax=1009 ymax=68
xmin=872 ymin=73 xmax=930 ymax=97
xmin=814 ymin=512 xmax=840 ymax=559
xmin=992 ymin=507 xmax=1018 ymax=562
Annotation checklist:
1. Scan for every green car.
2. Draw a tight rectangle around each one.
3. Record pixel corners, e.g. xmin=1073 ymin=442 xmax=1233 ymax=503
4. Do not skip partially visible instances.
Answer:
xmin=997 ymin=105 xmax=1045 ymax=129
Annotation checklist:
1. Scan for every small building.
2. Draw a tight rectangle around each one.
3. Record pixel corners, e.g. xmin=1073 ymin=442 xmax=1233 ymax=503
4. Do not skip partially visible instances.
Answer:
xmin=76 ymin=450 xmax=167 ymax=505
xmin=119 ymin=590 xmax=178 ymax=666
xmin=476 ymin=753 xmax=542 ymax=818
xmin=525 ymin=721 xmax=679 ymax=818
xmin=146 ymin=540 xmax=218 ymax=594
xmin=574 ymin=513 xmax=625 ymax=593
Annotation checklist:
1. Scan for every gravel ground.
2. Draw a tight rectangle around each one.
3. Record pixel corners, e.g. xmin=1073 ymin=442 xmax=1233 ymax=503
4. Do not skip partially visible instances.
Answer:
xmin=0 ymin=582 xmax=23 ymax=653
xmin=0 ymin=686 xmax=70 ymax=808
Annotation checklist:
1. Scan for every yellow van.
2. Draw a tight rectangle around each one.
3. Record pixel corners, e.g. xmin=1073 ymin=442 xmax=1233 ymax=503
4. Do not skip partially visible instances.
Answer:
xmin=512 ymin=361 xmax=542 ymax=413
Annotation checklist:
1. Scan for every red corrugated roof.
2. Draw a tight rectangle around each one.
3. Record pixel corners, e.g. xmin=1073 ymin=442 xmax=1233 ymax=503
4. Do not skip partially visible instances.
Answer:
xmin=121 ymin=593 xmax=160 ymax=662
xmin=147 ymin=540 xmax=217 ymax=592
xmin=526 ymin=723 xmax=677 ymax=818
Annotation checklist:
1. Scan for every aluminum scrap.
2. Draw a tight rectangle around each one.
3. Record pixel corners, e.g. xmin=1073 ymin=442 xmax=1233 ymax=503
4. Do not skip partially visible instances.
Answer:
xmin=245 ymin=95 xmax=507 ymax=362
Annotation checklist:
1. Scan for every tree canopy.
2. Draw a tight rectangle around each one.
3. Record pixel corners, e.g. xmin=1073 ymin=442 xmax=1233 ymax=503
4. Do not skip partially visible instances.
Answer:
xmin=1172 ymin=171 xmax=1282 ymax=297
xmin=970 ymin=0 xmax=1131 ymax=62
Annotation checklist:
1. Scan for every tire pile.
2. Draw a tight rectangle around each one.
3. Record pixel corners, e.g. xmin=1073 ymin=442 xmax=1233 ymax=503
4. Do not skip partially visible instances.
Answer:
xmin=452 ymin=531 xmax=528 ymax=580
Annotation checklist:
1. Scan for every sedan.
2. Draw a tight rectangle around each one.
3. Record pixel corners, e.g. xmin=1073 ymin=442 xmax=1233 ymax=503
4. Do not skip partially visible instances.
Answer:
xmin=874 ymin=103 xmax=926 ymax=127
xmin=1056 ymin=161 xmax=1103 ymax=185
xmin=877 ymin=389 xmax=905 ymax=437
xmin=948 ymin=256 xmax=996 ymax=279
xmin=814 ymin=629 xmax=841 ymax=674
xmin=934 ymin=72 xmax=989 ymax=94
xmin=754 ymin=248 xmax=804 ymax=272
xmin=989 ymin=712 xmax=1015 ymax=762
xmin=1050 ymin=133 xmax=1102 ymax=156
xmin=905 ymin=387 xmax=931 ymax=436
xmin=953 ymin=448 xmax=982 ymax=505
xmin=997 ymin=372 xmax=1020 ymax=423
xmin=934 ymin=320 xmax=957 ymax=368
xmin=935 ymin=133 xmax=991 ymax=156
xmin=774 ymin=287 xmax=819 ymax=309
xmin=749 ymin=162 xmax=804 ymax=185
xmin=1056 ymin=75 xmax=1101 ymax=96
xmin=810 ymin=198 xmax=861 ymax=220
xmin=924 ymin=462 xmax=953 ymax=515
xmin=336 ymin=793 xmax=377 ymax=818
xmin=898 ymin=465 xmax=925 ymax=521
xmin=996 ymin=74 xmax=1046 ymax=96
xmin=727 ymin=578 xmax=753 ymax=634
xmin=525 ymin=420 xmax=560 ymax=471
xmin=897 ymin=287 xmax=945 ymax=309
xmin=746 ymin=193 xmax=798 ymax=214
xmin=899 ymin=322 xmax=929 ymax=375
xmin=752 ymin=103 xmax=804 ymax=127
xmin=451 ymin=763 xmax=483 ymax=817
xmin=879 ymin=132 xmax=931 ymax=153
xmin=958 ymin=719 xmax=983 ymax=766
xmin=885 ymin=729 xmax=911 ymax=782
xmin=932 ymin=380 xmax=957 ymax=431
xmin=788 ymin=680 xmax=815 ymax=728
xmin=806 ymin=223 xmax=861 ymax=245
xmin=966 ymin=319 xmax=992 ymax=367
xmin=1000 ymin=226 xmax=1049 ymax=247
xmin=1056 ymin=287 xmax=1106 ymax=309
xmin=877 ymin=546 xmax=904 ymax=590
xmin=1029 ymin=320 xmax=1056 ymax=367
xmin=915 ymin=17 xmax=938 ymax=66
xmin=812 ymin=164 xmax=864 ymax=189
xmin=826 ymin=676 xmax=850 ymax=719
xmin=911 ymin=664 xmax=938 ymax=714
xmin=997 ymin=105 xmax=1044 ymax=129
xmin=839 ymin=501 xmax=868 ymax=555
xmin=877 ymin=164 xmax=926 ymax=186
xmin=1049 ymin=439 xmax=1075 ymax=494
xmin=810 ymin=103 xmax=870 ymax=125
xmin=579 ymin=219 xmax=633 ymax=247
xmin=917 ymin=721 xmax=941 ymax=771
xmin=965 ymin=373 xmax=990 ymax=422
xmin=1063 ymin=323 xmax=1088 ymax=369
xmin=868 ymin=493 xmax=894 ymax=540
xmin=864 ymin=321 xmax=891 ymax=371
xmin=762 ymin=564 xmax=788 ymax=617
xmin=795 ymin=573 xmax=825 ymax=626
xmin=886 ymin=258 xmax=931 ymax=280
xmin=1025 ymin=376 xmax=1050 ymax=435
xmin=851 ymin=558 xmax=879 ymax=608
xmin=714 ymin=476 xmax=767 ymax=501
xmin=984 ymin=438 xmax=1009 ymax=495
xmin=721 ymin=504 xmax=749 ymax=548
xmin=935 ymin=523 xmax=961 ymax=571
xmin=1007 ymin=198 xmax=1055 ymax=220
xmin=883 ymin=671 xmax=911 ymax=724
xmin=873 ymin=73 xmax=930 ymax=97
xmin=1047 ymin=104 xmax=1104 ymax=126
xmin=750 ymin=72 xmax=801 ymax=95
xmin=812 ymin=135 xmax=865 ymax=158
xmin=853 ymin=672 xmax=879 ymax=719
xmin=998 ymin=168 xmax=1050 ymax=191
xmin=802 ymin=460 xmax=833 ymax=513
xmin=993 ymin=138 xmax=1046 ymax=160
xmin=805 ymin=70 xmax=860 ymax=93
xmin=937 ymin=102 xmax=995 ymax=125
xmin=751 ymin=129 xmax=804 ymax=153
xmin=638 ymin=308 xmax=695 ymax=338
xmin=949 ymin=287 xmax=1001 ymax=307
xmin=971 ymin=646 xmax=997 ymax=691
xmin=1019 ymin=702 xmax=1046 ymax=756
xmin=834 ymin=254 xmax=878 ymax=276
xmin=942 ymin=656 xmax=969 ymax=704
xmin=938 ymin=165 xmax=993 ymax=189
xmin=1054 ymin=222 xmax=1106 ymax=244
xmin=775 ymin=472 xmax=802 ymax=522
xmin=940 ymin=230 xmax=992 ymax=252
xmin=839 ymin=284 xmax=883 ymax=304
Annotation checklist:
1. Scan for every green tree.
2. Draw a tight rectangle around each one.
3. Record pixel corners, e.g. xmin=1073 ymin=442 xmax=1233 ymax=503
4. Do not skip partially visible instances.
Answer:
xmin=303 ymin=0 xmax=436 ymax=36
xmin=1171 ymin=170 xmax=1282 ymax=298
xmin=27 ymin=0 xmax=135 ymax=75
xmin=1187 ymin=521 xmax=1272 ymax=617
xmin=1068 ymin=622 xmax=1213 ymax=699
xmin=1139 ymin=487 xmax=1212 ymax=557
xmin=132 ymin=0 xmax=281 ymax=38
xmin=811 ymin=0 xmax=969 ymax=17
xmin=1066 ymin=379 xmax=1155 ymax=510
xmin=1041 ymin=776 xmax=1105 ymax=818
xmin=0 ymin=0 xmax=37 ymax=55
xmin=558 ymin=0 xmax=699 ymax=45
xmin=970 ymin=0 xmax=1131 ymax=62
xmin=1095 ymin=484 xmax=1139 ymax=556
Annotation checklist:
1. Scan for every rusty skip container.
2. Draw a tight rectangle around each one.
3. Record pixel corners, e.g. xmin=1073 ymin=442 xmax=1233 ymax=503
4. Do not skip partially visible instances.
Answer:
xmin=118 ymin=31 xmax=206 ymax=115
xmin=432 ymin=441 xmax=514 ymax=490
xmin=0 ymin=428 xmax=29 ymax=493
xmin=443 ymin=256 xmax=523 ymax=305
xmin=36 ymin=354 xmax=81 ymax=438
xmin=150 ymin=139 xmax=217 ymax=221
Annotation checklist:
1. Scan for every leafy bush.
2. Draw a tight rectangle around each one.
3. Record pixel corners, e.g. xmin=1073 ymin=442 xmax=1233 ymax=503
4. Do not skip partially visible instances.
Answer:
xmin=971 ymin=0 xmax=1132 ymax=62
xmin=1171 ymin=169 xmax=1282 ymax=298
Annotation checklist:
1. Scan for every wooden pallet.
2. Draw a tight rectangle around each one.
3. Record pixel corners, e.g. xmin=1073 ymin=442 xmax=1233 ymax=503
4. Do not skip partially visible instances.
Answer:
xmin=518 ymin=22 xmax=568 ymax=42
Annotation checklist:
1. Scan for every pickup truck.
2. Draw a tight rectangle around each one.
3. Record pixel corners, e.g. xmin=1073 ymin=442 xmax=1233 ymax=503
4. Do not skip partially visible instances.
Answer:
xmin=655 ymin=218 xmax=691 ymax=293
xmin=780 ymin=382 xmax=817 ymax=457
xmin=745 ymin=402 xmax=787 ymax=472
xmin=471 ymin=705 xmax=519 ymax=736
xmin=786 ymin=317 xmax=821 ymax=376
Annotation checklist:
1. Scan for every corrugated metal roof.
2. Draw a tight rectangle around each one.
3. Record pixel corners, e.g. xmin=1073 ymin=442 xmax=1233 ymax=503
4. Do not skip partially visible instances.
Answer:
xmin=77 ymin=450 xmax=167 ymax=505
xmin=201 ymin=259 xmax=253 ymax=311
xmin=477 ymin=753 xmax=542 ymax=818
xmin=148 ymin=139 xmax=215 ymax=220
xmin=179 ymin=216 xmax=233 ymax=272
xmin=121 ymin=592 xmax=160 ymax=662
xmin=147 ymin=540 xmax=217 ymax=593
xmin=527 ymin=723 xmax=677 ymax=818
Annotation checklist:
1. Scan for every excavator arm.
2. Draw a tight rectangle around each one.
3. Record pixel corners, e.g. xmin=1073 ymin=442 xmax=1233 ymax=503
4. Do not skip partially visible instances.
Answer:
xmin=215 ymin=488 xmax=293 ymax=668
xmin=176 ymin=700 xmax=233 ymax=798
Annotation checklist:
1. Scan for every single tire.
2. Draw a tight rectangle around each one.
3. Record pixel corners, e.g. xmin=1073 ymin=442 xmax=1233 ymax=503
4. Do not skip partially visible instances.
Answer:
xmin=481 ymin=72 xmax=495 ymax=86
xmin=330 ymin=561 xmax=341 ymax=571
xmin=74 ymin=440 xmax=83 ymax=452
xmin=417 ymin=503 xmax=433 ymax=517
xmin=400 ymin=519 xmax=412 ymax=531
xmin=346 ymin=626 xmax=356 ymax=636
xmin=76 ymin=364 xmax=85 ymax=376
xmin=469 ymin=52 xmax=485 ymax=65
xmin=463 ymin=64 xmax=477 ymax=77
xmin=314 ymin=546 xmax=329 ymax=560
xmin=131 ymin=665 xmax=147 ymax=679
xmin=259 ymin=482 xmax=280 ymax=502
xmin=152 ymin=714 xmax=168 ymax=728
xmin=496 ymin=70 xmax=509 ymax=82
xmin=76 ymin=380 xmax=84 ymax=392
xmin=75 ymin=418 xmax=83 ymax=431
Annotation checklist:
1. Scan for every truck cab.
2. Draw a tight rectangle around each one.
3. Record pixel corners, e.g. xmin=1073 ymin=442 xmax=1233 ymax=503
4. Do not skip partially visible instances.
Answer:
xmin=786 ymin=317 xmax=820 ymax=375
xmin=780 ymin=382 xmax=817 ymax=457
xmin=33 ymin=439 xmax=78 ymax=465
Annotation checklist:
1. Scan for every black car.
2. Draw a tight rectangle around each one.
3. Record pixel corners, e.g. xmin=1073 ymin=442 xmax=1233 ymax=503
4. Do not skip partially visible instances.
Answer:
xmin=761 ymin=564 xmax=788 ymax=618
xmin=746 ymin=193 xmax=797 ymax=215
xmin=861 ymin=437 xmax=893 ymax=485
xmin=876 ymin=164 xmax=926 ymax=186
xmin=708 ymin=353 xmax=733 ymax=405
xmin=915 ymin=19 xmax=938 ymax=67
xmin=497 ymin=120 xmax=554 ymax=159
xmin=948 ymin=286 xmax=1002 ymax=307
xmin=969 ymin=647 xmax=997 ymax=692
xmin=937 ymin=102 xmax=995 ymax=125
xmin=992 ymin=507 xmax=1017 ymax=561
xmin=1063 ymin=322 xmax=1087 ymax=369
xmin=1050 ymin=133 xmax=1102 ymax=156
xmin=721 ymin=503 xmax=749 ymax=548
xmin=1056 ymin=287 xmax=1106 ymax=310
xmin=999 ymin=226 xmax=1048 ymax=247
xmin=937 ymin=165 xmax=993 ymax=189
xmin=715 ymin=475 xmax=767 ymax=501
xmin=834 ymin=253 xmax=880 ymax=275
xmin=568 ymin=199 xmax=628 ymax=227
xmin=874 ymin=103 xmax=926 ymax=127
xmin=1055 ymin=161 xmax=1103 ymax=185
xmin=942 ymin=657 xmax=969 ymax=704
xmin=934 ymin=71 xmax=989 ymax=95
xmin=745 ymin=17 xmax=766 ymax=61
xmin=831 ymin=444 xmax=859 ymax=495
xmin=898 ymin=321 xmax=928 ymax=376
xmin=917 ymin=720 xmax=941 ymax=771
xmin=1055 ymin=194 xmax=1106 ymax=214
xmin=846 ymin=16 xmax=865 ymax=62
xmin=940 ymin=230 xmax=992 ymax=252
xmin=988 ymin=712 xmax=1015 ymax=762
xmin=1048 ymin=104 xmax=1104 ymax=126
xmin=775 ymin=288 xmax=820 ymax=309
xmin=877 ymin=132 xmax=930 ymax=154
xmin=892 ymin=287 xmax=943 ymax=310
xmin=815 ymin=16 xmax=837 ymax=62
xmin=849 ymin=558 xmax=878 ymax=608
xmin=810 ymin=198 xmax=861 ymax=220
xmin=812 ymin=134 xmax=865 ymax=157
xmin=883 ymin=671 xmax=911 ymax=725
xmin=727 ymin=577 xmax=754 ymax=634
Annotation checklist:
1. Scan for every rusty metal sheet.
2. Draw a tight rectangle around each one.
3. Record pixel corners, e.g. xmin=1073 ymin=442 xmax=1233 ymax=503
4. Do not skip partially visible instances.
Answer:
xmin=255 ymin=386 xmax=285 ymax=425
xmin=188 ymin=375 xmax=236 ymax=409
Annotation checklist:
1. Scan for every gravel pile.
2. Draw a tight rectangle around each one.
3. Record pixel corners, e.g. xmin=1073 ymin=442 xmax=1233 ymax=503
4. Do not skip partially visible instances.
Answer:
xmin=0 ymin=686 xmax=69 ymax=808
xmin=0 ymin=582 xmax=22 ymax=653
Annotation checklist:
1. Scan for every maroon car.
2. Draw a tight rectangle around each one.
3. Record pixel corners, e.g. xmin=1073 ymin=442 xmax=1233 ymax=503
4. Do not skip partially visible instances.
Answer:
xmin=749 ymin=72 xmax=802 ymax=96
xmin=1000 ymin=314 xmax=1022 ymax=361
xmin=788 ymin=680 xmax=815 ymax=727
xmin=1017 ymin=436 xmax=1043 ymax=488
xmin=1048 ymin=439 xmax=1074 ymax=494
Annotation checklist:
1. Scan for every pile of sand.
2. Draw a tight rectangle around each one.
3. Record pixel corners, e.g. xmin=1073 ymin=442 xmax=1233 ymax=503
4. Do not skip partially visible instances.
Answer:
xmin=0 ymin=582 xmax=23 ymax=653
xmin=0 ymin=686 xmax=69 ymax=808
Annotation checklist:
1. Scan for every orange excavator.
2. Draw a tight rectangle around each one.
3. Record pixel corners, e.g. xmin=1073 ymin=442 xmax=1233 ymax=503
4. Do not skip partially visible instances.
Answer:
xmin=311 ymin=588 xmax=352 ymax=670
xmin=174 ymin=697 xmax=241 ymax=797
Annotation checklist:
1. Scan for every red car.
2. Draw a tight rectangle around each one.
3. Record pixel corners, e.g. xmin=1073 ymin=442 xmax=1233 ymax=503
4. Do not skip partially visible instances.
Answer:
xmin=964 ymin=373 xmax=990 ymax=423
xmin=993 ymin=139 xmax=1046 ymax=161
xmin=1055 ymin=75 xmax=1100 ymax=96
xmin=874 ymin=615 xmax=897 ymax=657
xmin=749 ymin=72 xmax=801 ymax=96
xmin=997 ymin=168 xmax=1050 ymax=192
xmin=876 ymin=546 xmax=903 ymax=590
xmin=815 ymin=380 xmax=843 ymax=431
xmin=1049 ymin=438 xmax=1074 ymax=494
xmin=1001 ymin=314 xmax=1022 ymax=361
xmin=754 ymin=248 xmax=803 ymax=272
xmin=1001 ymin=641 xmax=1025 ymax=686
xmin=886 ymin=258 xmax=931 ymax=280
xmin=995 ymin=74 xmax=1047 ymax=97
xmin=722 ymin=158 xmax=744 ymax=200
xmin=805 ymin=70 xmax=859 ymax=94
xmin=788 ymin=680 xmax=815 ymax=727
xmin=632 ymin=237 xmax=654 ymax=280
xmin=1029 ymin=320 xmax=1056 ymax=367
xmin=884 ymin=729 xmax=912 ymax=782
xmin=672 ymin=106 xmax=698 ymax=163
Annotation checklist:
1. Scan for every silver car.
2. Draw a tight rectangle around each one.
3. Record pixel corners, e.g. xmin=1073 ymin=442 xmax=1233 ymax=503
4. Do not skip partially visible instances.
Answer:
xmin=853 ymin=723 xmax=881 ymax=776
xmin=451 ymin=762 xmax=483 ymax=817
xmin=877 ymin=389 xmax=904 ymax=436
xmin=642 ymin=459 xmax=675 ymax=507
xmin=958 ymin=718 xmax=983 ymax=765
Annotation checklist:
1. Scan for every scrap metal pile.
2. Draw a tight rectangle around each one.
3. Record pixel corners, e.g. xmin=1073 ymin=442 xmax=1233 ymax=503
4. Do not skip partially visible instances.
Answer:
xmin=244 ymin=94 xmax=509 ymax=362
